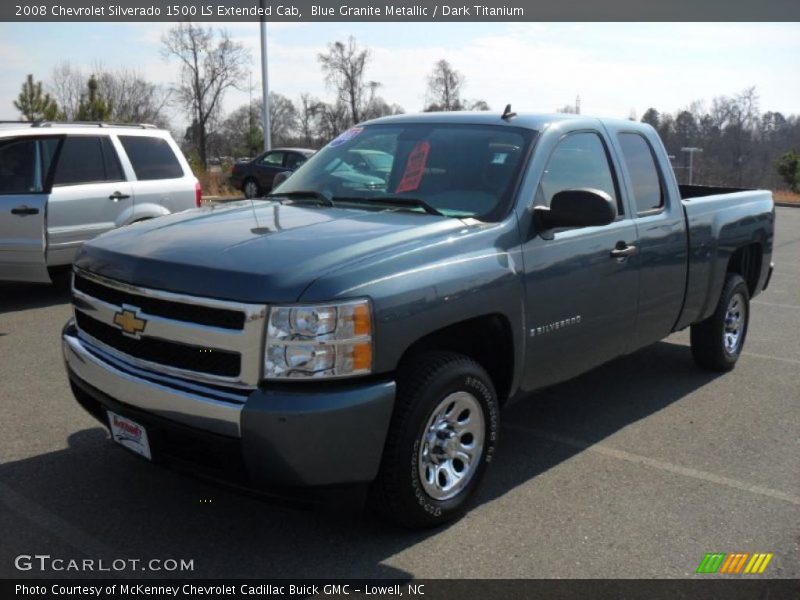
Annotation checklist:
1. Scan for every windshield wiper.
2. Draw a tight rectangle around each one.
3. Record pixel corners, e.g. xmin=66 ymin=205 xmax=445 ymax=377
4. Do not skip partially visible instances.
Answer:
xmin=333 ymin=196 xmax=444 ymax=216
xmin=267 ymin=190 xmax=334 ymax=207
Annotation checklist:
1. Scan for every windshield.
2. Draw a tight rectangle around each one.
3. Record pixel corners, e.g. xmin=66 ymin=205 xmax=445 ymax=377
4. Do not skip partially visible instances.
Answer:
xmin=275 ymin=123 xmax=536 ymax=220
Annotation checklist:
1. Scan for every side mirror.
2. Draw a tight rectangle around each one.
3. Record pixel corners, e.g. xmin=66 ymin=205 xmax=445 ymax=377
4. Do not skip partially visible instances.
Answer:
xmin=533 ymin=188 xmax=617 ymax=230
xmin=272 ymin=171 xmax=292 ymax=191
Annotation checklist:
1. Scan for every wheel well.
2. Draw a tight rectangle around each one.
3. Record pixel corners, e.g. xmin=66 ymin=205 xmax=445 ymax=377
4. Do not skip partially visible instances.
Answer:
xmin=727 ymin=243 xmax=762 ymax=295
xmin=398 ymin=314 xmax=515 ymax=404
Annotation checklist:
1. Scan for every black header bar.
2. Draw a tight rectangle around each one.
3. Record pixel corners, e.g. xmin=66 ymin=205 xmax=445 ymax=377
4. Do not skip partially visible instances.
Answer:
xmin=4 ymin=0 xmax=800 ymax=22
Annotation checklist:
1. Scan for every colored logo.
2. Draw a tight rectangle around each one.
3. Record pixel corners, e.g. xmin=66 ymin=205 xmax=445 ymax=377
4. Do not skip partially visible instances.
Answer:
xmin=113 ymin=306 xmax=147 ymax=338
xmin=696 ymin=552 xmax=773 ymax=574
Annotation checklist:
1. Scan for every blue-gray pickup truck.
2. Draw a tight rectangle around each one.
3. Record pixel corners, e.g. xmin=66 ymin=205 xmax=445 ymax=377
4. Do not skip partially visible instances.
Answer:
xmin=62 ymin=112 xmax=775 ymax=528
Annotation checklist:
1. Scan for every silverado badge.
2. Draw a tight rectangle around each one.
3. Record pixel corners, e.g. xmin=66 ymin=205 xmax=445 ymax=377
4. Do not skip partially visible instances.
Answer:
xmin=113 ymin=306 xmax=147 ymax=339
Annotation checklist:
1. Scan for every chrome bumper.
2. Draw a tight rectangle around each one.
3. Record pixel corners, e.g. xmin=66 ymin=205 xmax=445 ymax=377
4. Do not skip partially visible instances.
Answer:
xmin=63 ymin=325 xmax=244 ymax=437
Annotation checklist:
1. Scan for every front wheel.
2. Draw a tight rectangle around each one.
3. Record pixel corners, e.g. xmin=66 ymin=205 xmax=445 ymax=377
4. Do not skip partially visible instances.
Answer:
xmin=371 ymin=352 xmax=499 ymax=529
xmin=691 ymin=273 xmax=750 ymax=371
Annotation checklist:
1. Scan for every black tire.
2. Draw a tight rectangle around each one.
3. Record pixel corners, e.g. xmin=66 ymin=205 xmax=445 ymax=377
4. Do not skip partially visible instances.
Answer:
xmin=371 ymin=351 xmax=499 ymax=529
xmin=691 ymin=273 xmax=750 ymax=371
xmin=242 ymin=178 xmax=261 ymax=199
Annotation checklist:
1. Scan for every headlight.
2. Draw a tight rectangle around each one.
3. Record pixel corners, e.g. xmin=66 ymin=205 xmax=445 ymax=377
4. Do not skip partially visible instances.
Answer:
xmin=264 ymin=299 xmax=372 ymax=379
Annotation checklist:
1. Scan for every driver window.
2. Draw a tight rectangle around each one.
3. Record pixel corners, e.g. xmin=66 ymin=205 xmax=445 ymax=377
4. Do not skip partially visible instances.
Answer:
xmin=539 ymin=132 xmax=622 ymax=215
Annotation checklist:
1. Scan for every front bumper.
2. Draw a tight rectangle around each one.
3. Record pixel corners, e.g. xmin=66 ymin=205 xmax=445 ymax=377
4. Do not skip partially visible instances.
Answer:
xmin=63 ymin=322 xmax=396 ymax=488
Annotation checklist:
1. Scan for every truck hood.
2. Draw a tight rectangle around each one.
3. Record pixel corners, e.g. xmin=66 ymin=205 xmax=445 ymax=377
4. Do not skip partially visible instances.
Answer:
xmin=74 ymin=200 xmax=464 ymax=303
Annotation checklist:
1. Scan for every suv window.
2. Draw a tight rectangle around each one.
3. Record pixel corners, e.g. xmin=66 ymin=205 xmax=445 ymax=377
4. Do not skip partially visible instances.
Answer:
xmin=540 ymin=132 xmax=621 ymax=215
xmin=0 ymin=138 xmax=37 ymax=194
xmin=119 ymin=136 xmax=184 ymax=180
xmin=618 ymin=133 xmax=664 ymax=214
xmin=53 ymin=136 xmax=122 ymax=186
xmin=101 ymin=137 xmax=124 ymax=182
xmin=260 ymin=151 xmax=285 ymax=167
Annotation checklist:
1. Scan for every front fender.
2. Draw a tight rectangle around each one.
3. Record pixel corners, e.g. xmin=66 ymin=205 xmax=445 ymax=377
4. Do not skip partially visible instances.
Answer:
xmin=300 ymin=218 xmax=526 ymax=394
xmin=115 ymin=203 xmax=170 ymax=227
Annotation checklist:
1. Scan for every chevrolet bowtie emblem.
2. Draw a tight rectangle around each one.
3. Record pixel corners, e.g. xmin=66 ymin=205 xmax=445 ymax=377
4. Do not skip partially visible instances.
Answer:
xmin=113 ymin=307 xmax=147 ymax=338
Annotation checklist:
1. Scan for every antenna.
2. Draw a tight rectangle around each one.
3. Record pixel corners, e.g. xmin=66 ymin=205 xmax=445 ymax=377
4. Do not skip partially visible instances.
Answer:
xmin=501 ymin=104 xmax=517 ymax=120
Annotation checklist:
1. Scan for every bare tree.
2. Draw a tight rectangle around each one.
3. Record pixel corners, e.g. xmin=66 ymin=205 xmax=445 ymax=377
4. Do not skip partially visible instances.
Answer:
xmin=425 ymin=59 xmax=465 ymax=111
xmin=468 ymin=99 xmax=490 ymax=111
xmin=162 ymin=23 xmax=250 ymax=167
xmin=97 ymin=69 xmax=171 ymax=127
xmin=49 ymin=62 xmax=85 ymax=120
xmin=268 ymin=92 xmax=299 ymax=144
xmin=48 ymin=62 xmax=170 ymax=126
xmin=424 ymin=59 xmax=487 ymax=112
xmin=297 ymin=93 xmax=323 ymax=146
xmin=318 ymin=37 xmax=371 ymax=125
xmin=316 ymin=101 xmax=350 ymax=141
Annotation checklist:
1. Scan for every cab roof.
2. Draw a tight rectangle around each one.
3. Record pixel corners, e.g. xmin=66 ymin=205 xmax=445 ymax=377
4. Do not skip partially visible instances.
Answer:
xmin=362 ymin=111 xmax=650 ymax=133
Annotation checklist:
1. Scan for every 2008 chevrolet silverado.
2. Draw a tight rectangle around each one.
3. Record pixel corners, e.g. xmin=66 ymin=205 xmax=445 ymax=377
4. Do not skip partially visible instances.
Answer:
xmin=62 ymin=112 xmax=775 ymax=528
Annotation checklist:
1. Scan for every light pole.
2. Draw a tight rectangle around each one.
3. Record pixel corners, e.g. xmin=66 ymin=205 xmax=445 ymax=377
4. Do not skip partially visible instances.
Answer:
xmin=259 ymin=0 xmax=271 ymax=152
xmin=681 ymin=147 xmax=703 ymax=185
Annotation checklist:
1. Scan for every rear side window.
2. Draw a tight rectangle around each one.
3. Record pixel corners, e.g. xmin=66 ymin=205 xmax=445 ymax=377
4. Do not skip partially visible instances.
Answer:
xmin=284 ymin=153 xmax=307 ymax=170
xmin=618 ymin=133 xmax=664 ymax=214
xmin=540 ymin=132 xmax=621 ymax=215
xmin=53 ymin=136 xmax=123 ymax=186
xmin=259 ymin=151 xmax=285 ymax=166
xmin=119 ymin=136 xmax=184 ymax=180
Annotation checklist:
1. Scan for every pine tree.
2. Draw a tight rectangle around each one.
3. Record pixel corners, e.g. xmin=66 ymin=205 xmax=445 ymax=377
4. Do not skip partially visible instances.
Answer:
xmin=76 ymin=75 xmax=113 ymax=121
xmin=776 ymin=150 xmax=800 ymax=193
xmin=13 ymin=74 xmax=61 ymax=121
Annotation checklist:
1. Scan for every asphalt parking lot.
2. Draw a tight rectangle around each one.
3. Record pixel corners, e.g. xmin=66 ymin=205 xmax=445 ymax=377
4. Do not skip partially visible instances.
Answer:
xmin=0 ymin=207 xmax=798 ymax=580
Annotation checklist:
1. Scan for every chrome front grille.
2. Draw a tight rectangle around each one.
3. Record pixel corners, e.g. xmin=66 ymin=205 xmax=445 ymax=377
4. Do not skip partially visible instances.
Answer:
xmin=71 ymin=268 xmax=267 ymax=387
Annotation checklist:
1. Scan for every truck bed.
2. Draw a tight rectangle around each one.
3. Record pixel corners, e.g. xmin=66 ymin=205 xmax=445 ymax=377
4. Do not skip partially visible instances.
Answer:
xmin=675 ymin=186 xmax=775 ymax=330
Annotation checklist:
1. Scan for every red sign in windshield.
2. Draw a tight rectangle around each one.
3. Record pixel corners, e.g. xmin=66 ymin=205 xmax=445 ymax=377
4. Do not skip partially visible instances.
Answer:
xmin=395 ymin=140 xmax=431 ymax=194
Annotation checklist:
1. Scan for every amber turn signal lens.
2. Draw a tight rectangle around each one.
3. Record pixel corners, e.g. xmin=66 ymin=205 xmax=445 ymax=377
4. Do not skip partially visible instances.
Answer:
xmin=352 ymin=341 xmax=372 ymax=371
xmin=353 ymin=303 xmax=371 ymax=337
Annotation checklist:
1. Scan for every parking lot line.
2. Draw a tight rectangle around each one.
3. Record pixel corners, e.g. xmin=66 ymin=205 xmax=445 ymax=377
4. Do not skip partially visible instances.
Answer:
xmin=742 ymin=351 xmax=800 ymax=365
xmin=752 ymin=300 xmax=800 ymax=310
xmin=0 ymin=481 xmax=116 ymax=557
xmin=668 ymin=337 xmax=800 ymax=365
xmin=504 ymin=425 xmax=800 ymax=506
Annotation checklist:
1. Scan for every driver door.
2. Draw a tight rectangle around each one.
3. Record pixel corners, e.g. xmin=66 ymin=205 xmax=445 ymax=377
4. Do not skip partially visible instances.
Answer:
xmin=519 ymin=130 xmax=640 ymax=392
xmin=0 ymin=136 xmax=58 ymax=283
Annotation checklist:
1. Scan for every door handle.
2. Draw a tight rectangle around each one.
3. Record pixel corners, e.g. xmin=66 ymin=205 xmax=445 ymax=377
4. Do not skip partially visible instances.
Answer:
xmin=109 ymin=191 xmax=130 ymax=201
xmin=10 ymin=205 xmax=39 ymax=216
xmin=610 ymin=242 xmax=638 ymax=258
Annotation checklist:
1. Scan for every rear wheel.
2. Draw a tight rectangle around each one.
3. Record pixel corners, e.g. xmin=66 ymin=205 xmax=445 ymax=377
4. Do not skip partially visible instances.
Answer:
xmin=371 ymin=351 xmax=499 ymax=529
xmin=691 ymin=273 xmax=750 ymax=371
xmin=243 ymin=178 xmax=261 ymax=199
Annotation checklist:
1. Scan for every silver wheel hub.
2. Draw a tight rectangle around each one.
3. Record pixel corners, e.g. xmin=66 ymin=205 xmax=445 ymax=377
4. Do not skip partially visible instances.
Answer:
xmin=418 ymin=391 xmax=485 ymax=501
xmin=723 ymin=292 xmax=746 ymax=355
xmin=245 ymin=181 xmax=258 ymax=197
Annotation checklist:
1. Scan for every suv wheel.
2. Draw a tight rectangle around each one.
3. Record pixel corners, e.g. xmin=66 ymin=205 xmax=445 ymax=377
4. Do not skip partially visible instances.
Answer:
xmin=691 ymin=273 xmax=750 ymax=371
xmin=243 ymin=179 xmax=261 ymax=199
xmin=371 ymin=351 xmax=499 ymax=528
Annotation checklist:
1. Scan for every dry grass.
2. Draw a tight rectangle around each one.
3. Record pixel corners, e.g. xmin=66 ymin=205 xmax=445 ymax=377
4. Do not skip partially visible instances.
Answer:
xmin=196 ymin=167 xmax=241 ymax=201
xmin=774 ymin=190 xmax=800 ymax=205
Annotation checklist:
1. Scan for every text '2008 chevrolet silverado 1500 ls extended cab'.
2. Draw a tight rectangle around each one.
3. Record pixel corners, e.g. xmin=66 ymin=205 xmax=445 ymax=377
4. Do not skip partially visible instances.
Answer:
xmin=62 ymin=112 xmax=775 ymax=528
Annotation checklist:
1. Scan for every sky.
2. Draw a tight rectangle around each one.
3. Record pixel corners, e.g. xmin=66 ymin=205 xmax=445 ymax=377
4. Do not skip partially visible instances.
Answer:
xmin=1 ymin=22 xmax=799 ymax=127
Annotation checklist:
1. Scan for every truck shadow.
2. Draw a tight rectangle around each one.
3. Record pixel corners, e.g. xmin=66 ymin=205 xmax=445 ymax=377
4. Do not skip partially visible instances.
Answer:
xmin=0 ymin=279 xmax=71 ymax=314
xmin=0 ymin=339 xmax=719 ymax=579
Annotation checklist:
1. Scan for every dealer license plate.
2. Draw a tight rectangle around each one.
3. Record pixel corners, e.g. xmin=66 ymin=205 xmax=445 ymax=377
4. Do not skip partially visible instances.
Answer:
xmin=107 ymin=411 xmax=152 ymax=460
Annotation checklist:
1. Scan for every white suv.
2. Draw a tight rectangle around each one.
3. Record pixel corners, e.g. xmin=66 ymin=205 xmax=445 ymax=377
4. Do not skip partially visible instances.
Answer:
xmin=0 ymin=122 xmax=201 ymax=283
